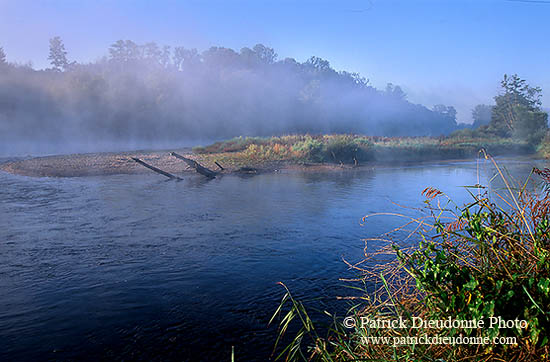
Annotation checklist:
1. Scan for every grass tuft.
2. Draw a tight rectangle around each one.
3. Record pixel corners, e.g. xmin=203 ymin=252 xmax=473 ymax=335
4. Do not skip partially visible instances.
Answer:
xmin=193 ymin=134 xmax=533 ymax=166
xmin=271 ymin=154 xmax=550 ymax=361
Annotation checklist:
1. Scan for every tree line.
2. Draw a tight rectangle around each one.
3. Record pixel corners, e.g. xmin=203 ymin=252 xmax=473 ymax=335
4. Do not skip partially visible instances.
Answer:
xmin=0 ymin=38 xmax=481 ymax=150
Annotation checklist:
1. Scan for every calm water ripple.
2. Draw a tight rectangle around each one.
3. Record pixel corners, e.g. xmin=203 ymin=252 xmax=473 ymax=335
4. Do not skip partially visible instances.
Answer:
xmin=0 ymin=157 xmax=543 ymax=361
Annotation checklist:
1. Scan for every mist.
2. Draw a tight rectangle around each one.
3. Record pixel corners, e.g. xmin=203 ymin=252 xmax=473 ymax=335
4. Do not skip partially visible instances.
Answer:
xmin=0 ymin=41 xmax=460 ymax=156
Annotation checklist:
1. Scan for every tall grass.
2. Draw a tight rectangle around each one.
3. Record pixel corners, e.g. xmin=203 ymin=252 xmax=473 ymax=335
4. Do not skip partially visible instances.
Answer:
xmin=271 ymin=154 xmax=550 ymax=361
xmin=193 ymin=134 xmax=532 ymax=165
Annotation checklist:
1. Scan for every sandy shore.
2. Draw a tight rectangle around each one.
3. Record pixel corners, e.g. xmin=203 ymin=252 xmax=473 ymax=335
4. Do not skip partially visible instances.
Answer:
xmin=0 ymin=149 xmax=359 ymax=177
xmin=0 ymin=149 xmax=196 ymax=177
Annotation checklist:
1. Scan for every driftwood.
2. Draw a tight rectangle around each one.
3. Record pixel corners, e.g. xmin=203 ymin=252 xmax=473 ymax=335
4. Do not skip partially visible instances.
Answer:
xmin=170 ymin=152 xmax=218 ymax=178
xmin=131 ymin=157 xmax=182 ymax=180
xmin=214 ymin=161 xmax=225 ymax=171
xmin=237 ymin=167 xmax=258 ymax=174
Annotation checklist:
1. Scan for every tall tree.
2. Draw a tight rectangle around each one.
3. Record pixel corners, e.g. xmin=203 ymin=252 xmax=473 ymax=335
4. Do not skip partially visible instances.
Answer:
xmin=202 ymin=46 xmax=239 ymax=68
xmin=0 ymin=47 xmax=6 ymax=64
xmin=471 ymin=104 xmax=493 ymax=128
xmin=173 ymin=46 xmax=185 ymax=70
xmin=512 ymin=106 xmax=548 ymax=143
xmin=252 ymin=44 xmax=277 ymax=64
xmin=173 ymin=47 xmax=200 ymax=70
xmin=491 ymin=74 xmax=543 ymax=137
xmin=160 ymin=45 xmax=171 ymax=68
xmin=433 ymin=104 xmax=457 ymax=122
xmin=109 ymin=40 xmax=140 ymax=62
xmin=305 ymin=56 xmax=331 ymax=72
xmin=385 ymin=83 xmax=406 ymax=100
xmin=143 ymin=42 xmax=161 ymax=61
xmin=48 ymin=36 xmax=69 ymax=71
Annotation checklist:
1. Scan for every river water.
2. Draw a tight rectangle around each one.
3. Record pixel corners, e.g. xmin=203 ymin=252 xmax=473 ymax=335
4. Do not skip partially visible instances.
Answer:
xmin=0 ymin=157 xmax=543 ymax=361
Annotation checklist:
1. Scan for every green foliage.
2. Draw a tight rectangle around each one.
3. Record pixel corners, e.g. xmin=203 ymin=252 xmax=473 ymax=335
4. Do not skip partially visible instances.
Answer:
xmin=472 ymin=104 xmax=493 ymax=129
xmin=272 ymin=161 xmax=550 ymax=361
xmin=323 ymin=135 xmax=371 ymax=163
xmin=48 ymin=36 xmax=69 ymax=72
xmin=432 ymin=104 xmax=458 ymax=125
xmin=491 ymin=74 xmax=547 ymax=142
xmin=193 ymin=136 xmax=268 ymax=154
xmin=195 ymin=135 xmax=375 ymax=163
xmin=395 ymin=176 xmax=550 ymax=359
xmin=291 ymin=136 xmax=324 ymax=162
xmin=537 ymin=132 xmax=550 ymax=159
xmin=195 ymin=134 xmax=534 ymax=167
xmin=401 ymin=208 xmax=550 ymax=350
xmin=512 ymin=106 xmax=548 ymax=144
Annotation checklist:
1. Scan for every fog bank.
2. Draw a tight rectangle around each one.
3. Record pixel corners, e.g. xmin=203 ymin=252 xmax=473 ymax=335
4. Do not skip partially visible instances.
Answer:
xmin=0 ymin=41 xmax=459 ymax=156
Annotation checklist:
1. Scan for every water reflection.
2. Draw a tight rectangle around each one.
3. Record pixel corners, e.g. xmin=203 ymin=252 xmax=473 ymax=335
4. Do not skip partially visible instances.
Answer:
xmin=0 ymin=157 xmax=545 ymax=361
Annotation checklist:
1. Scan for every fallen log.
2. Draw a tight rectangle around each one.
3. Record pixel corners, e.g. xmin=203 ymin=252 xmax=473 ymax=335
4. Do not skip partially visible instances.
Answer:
xmin=131 ymin=157 xmax=182 ymax=180
xmin=214 ymin=161 xmax=225 ymax=171
xmin=169 ymin=152 xmax=218 ymax=178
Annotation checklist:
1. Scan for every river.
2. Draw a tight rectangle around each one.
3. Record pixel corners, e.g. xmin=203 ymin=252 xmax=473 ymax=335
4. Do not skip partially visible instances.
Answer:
xmin=0 ymin=156 xmax=543 ymax=361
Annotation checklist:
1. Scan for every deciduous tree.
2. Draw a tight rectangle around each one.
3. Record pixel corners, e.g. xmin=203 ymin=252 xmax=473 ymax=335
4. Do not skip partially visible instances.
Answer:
xmin=491 ymin=74 xmax=547 ymax=142
xmin=471 ymin=104 xmax=493 ymax=128
xmin=0 ymin=47 xmax=6 ymax=64
xmin=48 ymin=36 xmax=69 ymax=71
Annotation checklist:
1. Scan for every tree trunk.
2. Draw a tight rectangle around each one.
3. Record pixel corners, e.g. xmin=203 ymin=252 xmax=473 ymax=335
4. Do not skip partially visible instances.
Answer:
xmin=170 ymin=152 xmax=218 ymax=178
xmin=131 ymin=157 xmax=182 ymax=180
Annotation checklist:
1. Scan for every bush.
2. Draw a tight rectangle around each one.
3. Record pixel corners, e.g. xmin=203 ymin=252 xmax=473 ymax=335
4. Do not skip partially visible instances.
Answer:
xmin=272 ymin=156 xmax=550 ymax=361
xmin=512 ymin=108 xmax=548 ymax=145
xmin=397 ymin=194 xmax=550 ymax=352
xmin=322 ymin=135 xmax=372 ymax=163
xmin=291 ymin=136 xmax=324 ymax=162
xmin=193 ymin=136 xmax=265 ymax=153
xmin=537 ymin=132 xmax=550 ymax=159
xmin=193 ymin=134 xmax=535 ymax=166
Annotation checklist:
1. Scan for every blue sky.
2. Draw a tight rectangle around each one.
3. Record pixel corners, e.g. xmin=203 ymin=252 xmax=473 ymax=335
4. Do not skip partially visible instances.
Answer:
xmin=1 ymin=0 xmax=548 ymax=123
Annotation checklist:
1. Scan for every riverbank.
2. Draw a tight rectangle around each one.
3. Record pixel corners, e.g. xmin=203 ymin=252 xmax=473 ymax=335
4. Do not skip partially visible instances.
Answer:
xmin=0 ymin=149 xmax=192 ymax=177
xmin=0 ymin=134 xmax=536 ymax=177
xmin=0 ymin=148 xmax=359 ymax=177
xmin=272 ymin=156 xmax=550 ymax=362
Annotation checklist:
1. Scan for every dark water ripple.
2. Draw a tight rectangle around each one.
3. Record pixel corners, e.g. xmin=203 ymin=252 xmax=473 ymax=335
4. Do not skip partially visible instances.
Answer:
xmin=0 ymin=157 xmax=543 ymax=361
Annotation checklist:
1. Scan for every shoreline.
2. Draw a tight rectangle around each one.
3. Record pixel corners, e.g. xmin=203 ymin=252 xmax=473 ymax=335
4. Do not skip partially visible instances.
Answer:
xmin=0 ymin=148 xmax=540 ymax=178
xmin=0 ymin=149 xmax=365 ymax=177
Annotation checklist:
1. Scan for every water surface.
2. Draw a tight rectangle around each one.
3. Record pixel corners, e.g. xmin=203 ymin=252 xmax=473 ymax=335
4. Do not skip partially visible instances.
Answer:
xmin=0 ymin=157 xmax=543 ymax=361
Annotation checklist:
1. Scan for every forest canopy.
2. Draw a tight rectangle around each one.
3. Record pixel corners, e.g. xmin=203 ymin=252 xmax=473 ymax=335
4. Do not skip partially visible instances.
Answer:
xmin=1 ymin=39 xmax=461 ymax=150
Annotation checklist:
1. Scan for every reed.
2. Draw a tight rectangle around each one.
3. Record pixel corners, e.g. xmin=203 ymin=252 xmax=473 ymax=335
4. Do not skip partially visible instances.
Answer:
xmin=193 ymin=134 xmax=532 ymax=165
xmin=271 ymin=153 xmax=550 ymax=361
